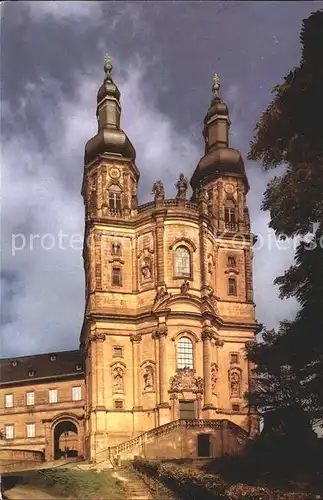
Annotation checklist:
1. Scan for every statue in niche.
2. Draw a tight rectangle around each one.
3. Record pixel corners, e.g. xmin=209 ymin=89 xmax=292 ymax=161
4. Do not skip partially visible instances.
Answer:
xmin=230 ymin=371 xmax=240 ymax=398
xmin=143 ymin=365 xmax=154 ymax=391
xmin=175 ymin=173 xmax=188 ymax=200
xmin=152 ymin=180 xmax=165 ymax=200
xmin=180 ymin=279 xmax=190 ymax=294
xmin=211 ymin=363 xmax=218 ymax=395
xmin=112 ymin=366 xmax=124 ymax=392
xmin=141 ymin=258 xmax=152 ymax=280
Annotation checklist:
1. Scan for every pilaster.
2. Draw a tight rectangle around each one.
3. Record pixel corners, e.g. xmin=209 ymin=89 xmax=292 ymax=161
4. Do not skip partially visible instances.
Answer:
xmin=131 ymin=333 xmax=142 ymax=410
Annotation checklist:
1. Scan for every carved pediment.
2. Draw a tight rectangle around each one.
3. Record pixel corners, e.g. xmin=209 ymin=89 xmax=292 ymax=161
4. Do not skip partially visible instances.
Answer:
xmin=169 ymin=368 xmax=203 ymax=393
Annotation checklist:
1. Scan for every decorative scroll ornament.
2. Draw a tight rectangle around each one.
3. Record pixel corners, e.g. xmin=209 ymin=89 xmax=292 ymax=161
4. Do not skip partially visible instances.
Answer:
xmin=169 ymin=367 xmax=203 ymax=393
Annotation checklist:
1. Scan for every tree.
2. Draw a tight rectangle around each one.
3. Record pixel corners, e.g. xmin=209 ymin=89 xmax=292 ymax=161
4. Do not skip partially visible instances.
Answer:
xmin=247 ymin=10 xmax=323 ymax=427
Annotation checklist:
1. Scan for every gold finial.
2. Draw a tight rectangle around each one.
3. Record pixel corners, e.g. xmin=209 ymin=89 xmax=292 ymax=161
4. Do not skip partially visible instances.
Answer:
xmin=212 ymin=73 xmax=220 ymax=96
xmin=104 ymin=53 xmax=113 ymax=76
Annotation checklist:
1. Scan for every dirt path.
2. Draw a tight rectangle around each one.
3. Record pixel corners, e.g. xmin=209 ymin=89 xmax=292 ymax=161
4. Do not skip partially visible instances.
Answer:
xmin=4 ymin=485 xmax=59 ymax=499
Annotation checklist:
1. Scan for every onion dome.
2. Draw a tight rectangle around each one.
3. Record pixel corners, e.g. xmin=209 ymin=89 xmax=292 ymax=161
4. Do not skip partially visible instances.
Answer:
xmin=190 ymin=73 xmax=248 ymax=191
xmin=84 ymin=54 xmax=135 ymax=165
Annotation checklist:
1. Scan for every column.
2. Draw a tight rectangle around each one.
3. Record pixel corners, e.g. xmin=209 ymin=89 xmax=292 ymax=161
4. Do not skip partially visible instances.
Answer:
xmin=131 ymin=333 xmax=142 ymax=410
xmin=154 ymin=327 xmax=170 ymax=426
xmin=201 ymin=329 xmax=214 ymax=409
xmin=94 ymin=333 xmax=106 ymax=408
xmin=158 ymin=329 xmax=168 ymax=405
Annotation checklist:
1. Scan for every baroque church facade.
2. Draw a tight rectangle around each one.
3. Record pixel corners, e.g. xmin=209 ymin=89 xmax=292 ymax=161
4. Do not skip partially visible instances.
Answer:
xmin=0 ymin=58 xmax=258 ymax=465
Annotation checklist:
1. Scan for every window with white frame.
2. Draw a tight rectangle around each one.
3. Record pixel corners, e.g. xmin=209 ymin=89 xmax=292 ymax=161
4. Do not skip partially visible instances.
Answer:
xmin=174 ymin=246 xmax=191 ymax=278
xmin=177 ymin=336 xmax=194 ymax=370
xmin=26 ymin=391 xmax=35 ymax=406
xmin=72 ymin=386 xmax=82 ymax=401
xmin=26 ymin=423 xmax=36 ymax=438
xmin=49 ymin=389 xmax=57 ymax=403
xmin=5 ymin=424 xmax=14 ymax=440
xmin=5 ymin=394 xmax=13 ymax=408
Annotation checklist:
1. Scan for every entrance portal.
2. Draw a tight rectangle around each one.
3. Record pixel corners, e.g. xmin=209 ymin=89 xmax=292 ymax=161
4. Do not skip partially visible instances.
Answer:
xmin=197 ymin=433 xmax=211 ymax=457
xmin=179 ymin=400 xmax=195 ymax=420
xmin=54 ymin=421 xmax=78 ymax=459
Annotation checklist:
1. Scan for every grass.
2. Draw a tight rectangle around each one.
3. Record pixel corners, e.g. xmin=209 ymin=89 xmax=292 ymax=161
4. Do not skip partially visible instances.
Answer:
xmin=3 ymin=467 xmax=125 ymax=499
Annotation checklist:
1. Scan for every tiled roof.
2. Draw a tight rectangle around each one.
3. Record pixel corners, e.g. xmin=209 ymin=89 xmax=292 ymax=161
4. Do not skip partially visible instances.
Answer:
xmin=0 ymin=349 xmax=84 ymax=385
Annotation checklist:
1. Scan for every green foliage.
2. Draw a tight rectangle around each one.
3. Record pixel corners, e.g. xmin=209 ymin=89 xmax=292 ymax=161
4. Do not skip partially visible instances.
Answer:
xmin=132 ymin=457 xmax=319 ymax=499
xmin=248 ymin=9 xmax=323 ymax=238
xmin=11 ymin=467 xmax=124 ymax=499
xmin=246 ymin=8 xmax=323 ymax=430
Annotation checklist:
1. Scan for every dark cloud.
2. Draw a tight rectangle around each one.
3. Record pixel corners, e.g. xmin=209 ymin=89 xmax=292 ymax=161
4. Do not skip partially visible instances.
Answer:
xmin=1 ymin=1 xmax=319 ymax=357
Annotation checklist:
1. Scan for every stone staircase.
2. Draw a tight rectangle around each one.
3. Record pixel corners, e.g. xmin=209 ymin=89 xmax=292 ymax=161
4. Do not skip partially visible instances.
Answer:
xmin=94 ymin=418 xmax=248 ymax=467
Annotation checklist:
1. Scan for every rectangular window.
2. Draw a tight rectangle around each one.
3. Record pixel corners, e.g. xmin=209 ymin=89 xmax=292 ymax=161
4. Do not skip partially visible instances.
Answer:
xmin=114 ymin=400 xmax=124 ymax=409
xmin=5 ymin=424 xmax=14 ymax=440
xmin=26 ymin=423 xmax=36 ymax=438
xmin=111 ymin=242 xmax=121 ymax=255
xmin=228 ymin=277 xmax=237 ymax=296
xmin=72 ymin=386 xmax=82 ymax=401
xmin=49 ymin=389 xmax=57 ymax=403
xmin=227 ymin=255 xmax=236 ymax=268
xmin=113 ymin=347 xmax=123 ymax=358
xmin=26 ymin=391 xmax=35 ymax=406
xmin=112 ymin=267 xmax=121 ymax=286
xmin=5 ymin=394 xmax=13 ymax=408
xmin=230 ymin=353 xmax=239 ymax=364
xmin=109 ymin=192 xmax=122 ymax=211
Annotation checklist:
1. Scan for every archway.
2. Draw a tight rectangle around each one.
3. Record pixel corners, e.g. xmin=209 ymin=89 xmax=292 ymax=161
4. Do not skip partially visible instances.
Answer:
xmin=53 ymin=420 xmax=79 ymax=459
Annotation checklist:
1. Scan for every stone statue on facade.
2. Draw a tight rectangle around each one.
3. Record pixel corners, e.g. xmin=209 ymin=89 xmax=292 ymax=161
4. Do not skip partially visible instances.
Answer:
xmin=155 ymin=285 xmax=168 ymax=302
xmin=175 ymin=173 xmax=188 ymax=200
xmin=230 ymin=371 xmax=240 ymax=398
xmin=112 ymin=366 xmax=124 ymax=392
xmin=152 ymin=180 xmax=165 ymax=200
xmin=211 ymin=363 xmax=218 ymax=395
xmin=132 ymin=184 xmax=138 ymax=209
xmin=180 ymin=279 xmax=190 ymax=294
xmin=143 ymin=365 xmax=154 ymax=391
xmin=141 ymin=259 xmax=152 ymax=280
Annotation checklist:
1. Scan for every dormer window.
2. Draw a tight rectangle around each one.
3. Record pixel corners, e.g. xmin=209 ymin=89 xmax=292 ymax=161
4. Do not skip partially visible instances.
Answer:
xmin=76 ymin=364 xmax=83 ymax=371
xmin=11 ymin=360 xmax=18 ymax=367
xmin=50 ymin=355 xmax=57 ymax=361
xmin=28 ymin=370 xmax=35 ymax=378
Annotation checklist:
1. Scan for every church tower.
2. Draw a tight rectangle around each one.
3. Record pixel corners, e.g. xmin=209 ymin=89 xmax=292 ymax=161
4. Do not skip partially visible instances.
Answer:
xmin=80 ymin=60 xmax=258 ymax=462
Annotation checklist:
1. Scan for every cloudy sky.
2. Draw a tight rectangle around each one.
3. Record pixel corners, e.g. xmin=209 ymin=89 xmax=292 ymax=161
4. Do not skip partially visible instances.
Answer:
xmin=1 ymin=1 xmax=321 ymax=358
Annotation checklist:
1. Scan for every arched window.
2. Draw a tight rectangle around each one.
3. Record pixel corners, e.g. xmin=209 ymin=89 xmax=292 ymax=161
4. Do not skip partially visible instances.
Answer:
xmin=174 ymin=246 xmax=191 ymax=278
xmin=109 ymin=185 xmax=122 ymax=211
xmin=177 ymin=337 xmax=193 ymax=369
